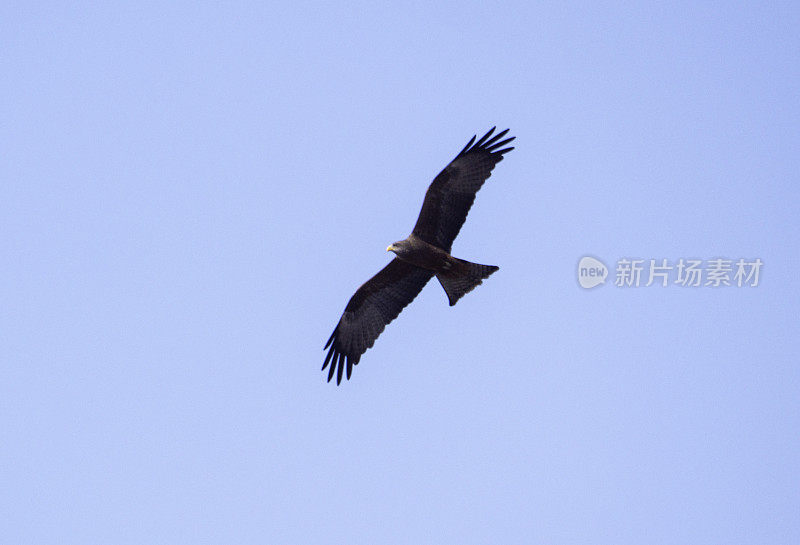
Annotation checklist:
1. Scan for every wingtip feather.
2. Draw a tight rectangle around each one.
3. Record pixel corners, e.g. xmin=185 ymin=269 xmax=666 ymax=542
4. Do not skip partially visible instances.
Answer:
xmin=458 ymin=135 xmax=477 ymax=157
xmin=324 ymin=328 xmax=336 ymax=349
xmin=483 ymin=128 xmax=510 ymax=147
xmin=327 ymin=357 xmax=336 ymax=382
xmin=474 ymin=127 xmax=496 ymax=147
xmin=336 ymin=353 xmax=344 ymax=384
xmin=322 ymin=345 xmax=335 ymax=371
xmin=486 ymin=136 xmax=515 ymax=152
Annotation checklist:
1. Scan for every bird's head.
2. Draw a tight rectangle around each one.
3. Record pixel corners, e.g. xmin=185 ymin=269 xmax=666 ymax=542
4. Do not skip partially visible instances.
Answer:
xmin=386 ymin=239 xmax=410 ymax=257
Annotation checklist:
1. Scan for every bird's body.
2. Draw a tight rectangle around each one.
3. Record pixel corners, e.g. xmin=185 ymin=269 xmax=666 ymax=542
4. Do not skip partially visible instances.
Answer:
xmin=387 ymin=234 xmax=499 ymax=306
xmin=323 ymin=127 xmax=515 ymax=384
xmin=387 ymin=234 xmax=454 ymax=272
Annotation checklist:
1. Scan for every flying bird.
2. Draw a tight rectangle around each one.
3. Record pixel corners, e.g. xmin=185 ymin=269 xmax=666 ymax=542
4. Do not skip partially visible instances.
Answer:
xmin=323 ymin=127 xmax=515 ymax=384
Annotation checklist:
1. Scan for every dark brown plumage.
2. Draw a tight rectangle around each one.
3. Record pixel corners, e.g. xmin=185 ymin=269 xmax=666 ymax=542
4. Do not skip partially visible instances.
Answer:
xmin=323 ymin=127 xmax=515 ymax=384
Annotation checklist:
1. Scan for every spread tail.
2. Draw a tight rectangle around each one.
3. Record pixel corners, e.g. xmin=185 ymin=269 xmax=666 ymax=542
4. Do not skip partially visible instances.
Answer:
xmin=436 ymin=259 xmax=499 ymax=306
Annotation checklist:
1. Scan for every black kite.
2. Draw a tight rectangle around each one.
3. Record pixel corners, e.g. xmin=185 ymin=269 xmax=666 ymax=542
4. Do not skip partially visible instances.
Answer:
xmin=323 ymin=127 xmax=515 ymax=384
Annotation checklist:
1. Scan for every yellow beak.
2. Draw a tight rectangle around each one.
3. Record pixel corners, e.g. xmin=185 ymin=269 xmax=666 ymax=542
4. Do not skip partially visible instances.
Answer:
xmin=386 ymin=245 xmax=394 ymax=252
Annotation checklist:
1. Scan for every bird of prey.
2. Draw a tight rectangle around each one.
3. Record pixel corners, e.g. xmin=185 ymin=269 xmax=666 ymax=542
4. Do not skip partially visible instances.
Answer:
xmin=323 ymin=127 xmax=515 ymax=384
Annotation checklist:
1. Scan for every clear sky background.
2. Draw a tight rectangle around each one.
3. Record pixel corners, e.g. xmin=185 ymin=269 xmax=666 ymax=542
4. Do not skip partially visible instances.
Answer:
xmin=2 ymin=2 xmax=799 ymax=543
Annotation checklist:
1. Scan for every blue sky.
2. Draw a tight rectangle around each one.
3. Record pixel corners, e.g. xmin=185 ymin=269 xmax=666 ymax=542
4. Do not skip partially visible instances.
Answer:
xmin=2 ymin=2 xmax=799 ymax=543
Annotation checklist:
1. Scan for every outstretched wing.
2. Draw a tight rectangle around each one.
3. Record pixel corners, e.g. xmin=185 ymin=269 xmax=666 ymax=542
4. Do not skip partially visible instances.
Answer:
xmin=412 ymin=127 xmax=515 ymax=252
xmin=323 ymin=259 xmax=433 ymax=384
